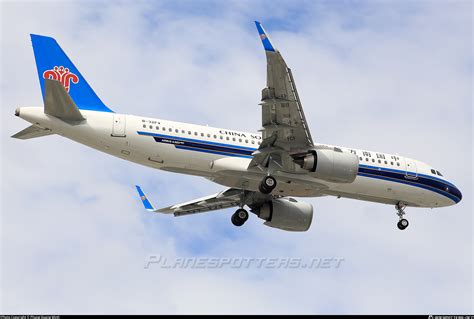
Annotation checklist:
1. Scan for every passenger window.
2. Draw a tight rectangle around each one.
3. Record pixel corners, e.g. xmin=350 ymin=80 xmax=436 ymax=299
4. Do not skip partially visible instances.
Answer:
xmin=232 ymin=138 xmax=236 ymax=141
xmin=168 ymin=128 xmax=172 ymax=132
xmin=162 ymin=127 xmax=166 ymax=131
xmin=378 ymin=160 xmax=381 ymax=163
xmin=156 ymin=126 xmax=159 ymax=130
xmin=359 ymin=157 xmax=363 ymax=161
xmin=175 ymin=129 xmax=179 ymax=133
xmin=181 ymin=130 xmax=185 ymax=134
xmin=226 ymin=137 xmax=230 ymax=141
xmin=372 ymin=159 xmax=375 ymax=162
xmin=201 ymin=133 xmax=204 ymax=137
xmin=194 ymin=132 xmax=198 ymax=136
xmin=397 ymin=163 xmax=400 ymax=166
xmin=143 ymin=124 xmax=146 ymax=128
xmin=149 ymin=125 xmax=152 ymax=129
xmin=258 ymin=141 xmax=261 ymax=145
xmin=213 ymin=135 xmax=217 ymax=139
xmin=207 ymin=134 xmax=211 ymax=138
xmin=245 ymin=140 xmax=248 ymax=143
xmin=384 ymin=160 xmax=387 ymax=164
xmin=252 ymin=140 xmax=255 ymax=144
xmin=390 ymin=162 xmax=393 ymax=165
xmin=220 ymin=136 xmax=223 ymax=140
xmin=188 ymin=131 xmax=191 ymax=135
xmin=239 ymin=138 xmax=242 ymax=142
xmin=365 ymin=158 xmax=369 ymax=162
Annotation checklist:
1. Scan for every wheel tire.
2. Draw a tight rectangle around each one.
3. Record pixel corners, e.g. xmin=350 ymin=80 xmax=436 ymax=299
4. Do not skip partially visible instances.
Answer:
xmin=231 ymin=209 xmax=248 ymax=227
xmin=259 ymin=176 xmax=276 ymax=194
xmin=397 ymin=219 xmax=409 ymax=230
xmin=236 ymin=208 xmax=249 ymax=222
xmin=400 ymin=218 xmax=409 ymax=228
xmin=264 ymin=176 xmax=276 ymax=188
xmin=231 ymin=214 xmax=244 ymax=227
xmin=259 ymin=183 xmax=270 ymax=194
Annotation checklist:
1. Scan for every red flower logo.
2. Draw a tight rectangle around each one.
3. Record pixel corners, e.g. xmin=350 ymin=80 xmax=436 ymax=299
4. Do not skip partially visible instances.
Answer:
xmin=43 ymin=66 xmax=79 ymax=92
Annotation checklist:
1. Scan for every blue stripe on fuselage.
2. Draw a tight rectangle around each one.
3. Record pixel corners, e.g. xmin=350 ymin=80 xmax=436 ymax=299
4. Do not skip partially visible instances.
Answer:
xmin=175 ymin=145 xmax=253 ymax=158
xmin=137 ymin=130 xmax=461 ymax=203
xmin=357 ymin=166 xmax=461 ymax=203
xmin=153 ymin=136 xmax=254 ymax=157
xmin=358 ymin=164 xmax=456 ymax=188
xmin=137 ymin=131 xmax=257 ymax=151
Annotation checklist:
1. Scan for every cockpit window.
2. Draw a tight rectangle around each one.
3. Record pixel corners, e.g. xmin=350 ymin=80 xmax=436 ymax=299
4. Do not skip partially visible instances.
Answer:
xmin=431 ymin=169 xmax=436 ymax=175
xmin=436 ymin=170 xmax=443 ymax=176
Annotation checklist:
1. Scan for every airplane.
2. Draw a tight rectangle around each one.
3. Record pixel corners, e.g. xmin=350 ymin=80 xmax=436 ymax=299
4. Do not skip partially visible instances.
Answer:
xmin=12 ymin=21 xmax=462 ymax=232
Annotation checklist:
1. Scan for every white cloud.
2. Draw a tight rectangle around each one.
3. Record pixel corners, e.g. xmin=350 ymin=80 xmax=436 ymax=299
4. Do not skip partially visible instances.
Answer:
xmin=1 ymin=0 xmax=472 ymax=314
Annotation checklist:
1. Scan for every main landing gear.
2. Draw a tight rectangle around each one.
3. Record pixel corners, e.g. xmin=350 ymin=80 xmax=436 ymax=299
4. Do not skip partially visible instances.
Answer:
xmin=395 ymin=203 xmax=409 ymax=230
xmin=231 ymin=208 xmax=249 ymax=227
xmin=259 ymin=175 xmax=277 ymax=194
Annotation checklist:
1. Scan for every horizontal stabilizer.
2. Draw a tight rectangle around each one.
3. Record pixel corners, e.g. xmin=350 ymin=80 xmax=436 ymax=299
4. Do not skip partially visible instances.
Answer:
xmin=11 ymin=125 xmax=54 ymax=140
xmin=44 ymin=79 xmax=85 ymax=121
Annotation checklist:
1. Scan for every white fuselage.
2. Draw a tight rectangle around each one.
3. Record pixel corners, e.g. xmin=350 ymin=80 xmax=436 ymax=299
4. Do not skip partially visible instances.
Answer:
xmin=17 ymin=107 xmax=462 ymax=208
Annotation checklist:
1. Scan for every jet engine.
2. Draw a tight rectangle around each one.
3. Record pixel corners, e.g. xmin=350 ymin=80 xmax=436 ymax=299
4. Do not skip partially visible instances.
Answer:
xmin=256 ymin=198 xmax=313 ymax=232
xmin=293 ymin=149 xmax=359 ymax=183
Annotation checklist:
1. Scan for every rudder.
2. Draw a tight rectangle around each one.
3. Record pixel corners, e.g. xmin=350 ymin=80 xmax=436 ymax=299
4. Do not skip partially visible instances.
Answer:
xmin=30 ymin=34 xmax=113 ymax=113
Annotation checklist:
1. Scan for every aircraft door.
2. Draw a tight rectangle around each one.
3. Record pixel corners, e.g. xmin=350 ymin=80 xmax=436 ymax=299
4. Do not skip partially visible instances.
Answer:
xmin=112 ymin=114 xmax=126 ymax=137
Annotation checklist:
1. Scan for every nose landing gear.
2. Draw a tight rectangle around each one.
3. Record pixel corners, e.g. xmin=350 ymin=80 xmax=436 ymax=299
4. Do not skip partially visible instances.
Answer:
xmin=395 ymin=203 xmax=409 ymax=230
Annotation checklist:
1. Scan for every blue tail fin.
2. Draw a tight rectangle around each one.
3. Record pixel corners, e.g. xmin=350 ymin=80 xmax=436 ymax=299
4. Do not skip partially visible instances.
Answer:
xmin=30 ymin=34 xmax=113 ymax=113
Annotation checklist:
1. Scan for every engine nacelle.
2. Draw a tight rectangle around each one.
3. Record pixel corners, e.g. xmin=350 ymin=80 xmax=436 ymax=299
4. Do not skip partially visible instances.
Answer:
xmin=257 ymin=198 xmax=313 ymax=232
xmin=293 ymin=149 xmax=359 ymax=183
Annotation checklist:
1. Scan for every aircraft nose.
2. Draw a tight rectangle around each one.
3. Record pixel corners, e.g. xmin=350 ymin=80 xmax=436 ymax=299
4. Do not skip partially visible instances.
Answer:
xmin=446 ymin=183 xmax=462 ymax=205
xmin=452 ymin=185 xmax=462 ymax=203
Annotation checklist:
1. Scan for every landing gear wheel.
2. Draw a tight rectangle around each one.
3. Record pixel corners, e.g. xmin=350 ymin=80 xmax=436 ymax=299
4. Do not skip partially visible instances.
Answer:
xmin=259 ymin=176 xmax=277 ymax=194
xmin=395 ymin=203 xmax=409 ymax=230
xmin=397 ymin=218 xmax=409 ymax=230
xmin=231 ymin=208 xmax=249 ymax=227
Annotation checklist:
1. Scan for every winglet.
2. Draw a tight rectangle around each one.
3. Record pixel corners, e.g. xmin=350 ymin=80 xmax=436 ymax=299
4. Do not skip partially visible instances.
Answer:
xmin=255 ymin=21 xmax=276 ymax=52
xmin=135 ymin=185 xmax=155 ymax=211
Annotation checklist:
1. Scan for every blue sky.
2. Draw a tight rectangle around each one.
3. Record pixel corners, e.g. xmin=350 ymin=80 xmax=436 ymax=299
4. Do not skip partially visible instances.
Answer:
xmin=1 ymin=0 xmax=472 ymax=314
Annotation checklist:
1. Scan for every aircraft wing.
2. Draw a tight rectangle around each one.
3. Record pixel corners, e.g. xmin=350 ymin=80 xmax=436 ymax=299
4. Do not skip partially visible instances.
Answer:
xmin=135 ymin=185 xmax=243 ymax=217
xmin=249 ymin=22 xmax=313 ymax=169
